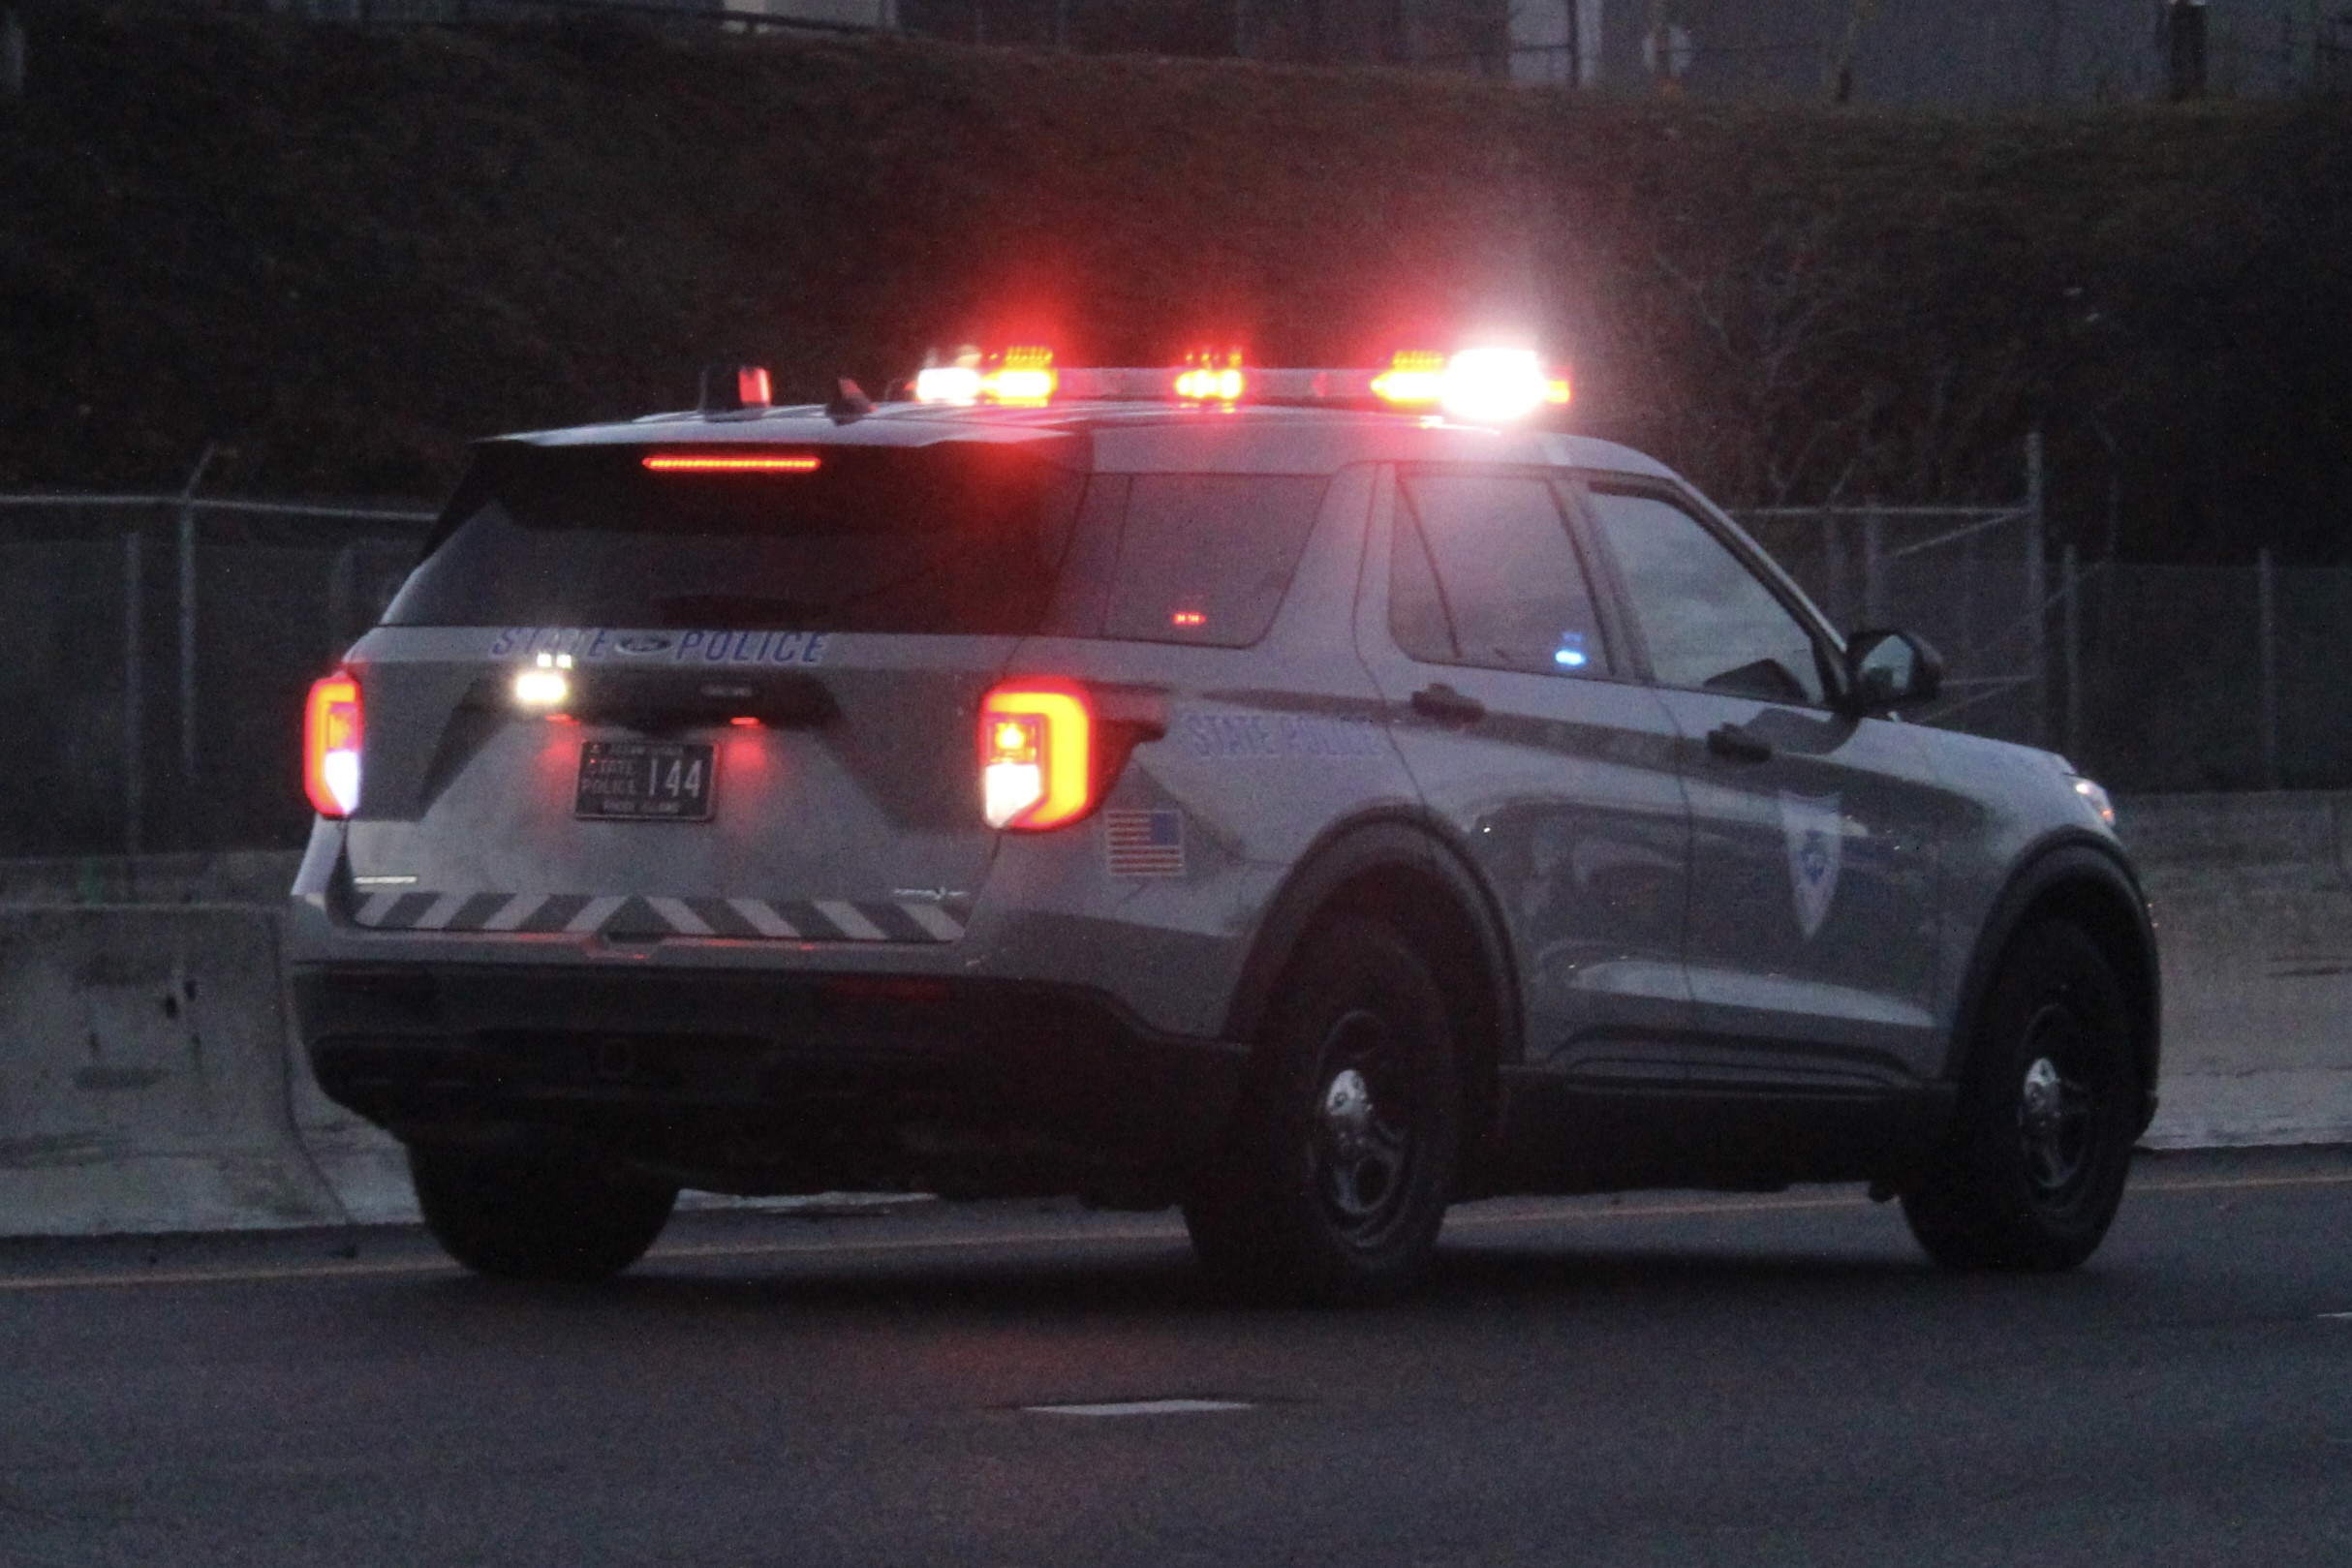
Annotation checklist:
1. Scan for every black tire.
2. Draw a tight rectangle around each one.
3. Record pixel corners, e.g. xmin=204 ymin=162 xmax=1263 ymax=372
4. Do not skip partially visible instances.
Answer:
xmin=1183 ymin=917 xmax=1463 ymax=1305
xmin=410 ymin=1145 xmax=678 ymax=1282
xmin=1903 ymin=919 xmax=2140 ymax=1272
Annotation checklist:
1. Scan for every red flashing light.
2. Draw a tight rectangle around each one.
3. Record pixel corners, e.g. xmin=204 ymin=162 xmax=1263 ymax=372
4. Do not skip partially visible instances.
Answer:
xmin=729 ymin=716 xmax=763 ymax=727
xmin=739 ymin=366 xmax=772 ymax=406
xmin=642 ymin=453 xmax=820 ymax=474
xmin=304 ymin=671 xmax=362 ymax=817
xmin=1171 ymin=610 xmax=1207 ymax=628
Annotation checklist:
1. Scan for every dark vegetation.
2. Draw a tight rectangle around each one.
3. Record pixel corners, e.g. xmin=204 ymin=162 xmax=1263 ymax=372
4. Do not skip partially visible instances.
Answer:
xmin=3 ymin=0 xmax=2347 ymax=560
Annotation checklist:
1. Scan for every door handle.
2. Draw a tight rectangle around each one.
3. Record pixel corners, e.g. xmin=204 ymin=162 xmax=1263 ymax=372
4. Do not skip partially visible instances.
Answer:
xmin=1410 ymin=683 xmax=1487 ymax=727
xmin=1706 ymin=723 xmax=1774 ymax=763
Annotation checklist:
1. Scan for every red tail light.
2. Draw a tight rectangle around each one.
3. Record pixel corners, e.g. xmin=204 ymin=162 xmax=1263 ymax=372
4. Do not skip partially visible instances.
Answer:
xmin=979 ymin=679 xmax=1095 ymax=830
xmin=304 ymin=671 xmax=363 ymax=818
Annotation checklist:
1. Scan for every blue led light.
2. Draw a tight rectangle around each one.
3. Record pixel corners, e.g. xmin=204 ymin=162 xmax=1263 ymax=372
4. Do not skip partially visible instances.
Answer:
xmin=1554 ymin=648 xmax=1588 ymax=667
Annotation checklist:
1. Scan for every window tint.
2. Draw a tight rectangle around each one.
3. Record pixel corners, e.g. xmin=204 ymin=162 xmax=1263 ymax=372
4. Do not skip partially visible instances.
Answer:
xmin=1391 ymin=473 xmax=1606 ymax=677
xmin=1586 ymin=487 xmax=1826 ymax=705
xmin=1099 ymin=475 xmax=1328 ymax=647
xmin=385 ymin=441 xmax=1084 ymax=635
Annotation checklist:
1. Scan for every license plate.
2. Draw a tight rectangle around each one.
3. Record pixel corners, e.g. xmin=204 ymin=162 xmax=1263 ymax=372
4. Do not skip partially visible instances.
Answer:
xmin=574 ymin=742 xmax=715 ymax=821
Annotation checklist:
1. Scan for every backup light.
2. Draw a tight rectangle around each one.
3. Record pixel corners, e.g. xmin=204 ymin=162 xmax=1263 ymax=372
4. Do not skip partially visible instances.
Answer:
xmin=304 ymin=671 xmax=363 ymax=818
xmin=513 ymin=652 xmax=573 ymax=710
xmin=979 ymin=679 xmax=1095 ymax=830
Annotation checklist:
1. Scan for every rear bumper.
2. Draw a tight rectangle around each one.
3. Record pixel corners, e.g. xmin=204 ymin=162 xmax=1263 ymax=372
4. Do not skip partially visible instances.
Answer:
xmin=294 ymin=962 xmax=1246 ymax=1203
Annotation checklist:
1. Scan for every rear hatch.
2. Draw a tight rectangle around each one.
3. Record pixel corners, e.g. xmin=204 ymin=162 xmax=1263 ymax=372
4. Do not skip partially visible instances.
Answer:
xmin=337 ymin=430 xmax=1085 ymax=945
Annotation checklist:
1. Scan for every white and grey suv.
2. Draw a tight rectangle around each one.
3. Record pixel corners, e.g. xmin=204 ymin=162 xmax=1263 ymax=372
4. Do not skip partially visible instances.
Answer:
xmin=288 ymin=356 xmax=2158 ymax=1301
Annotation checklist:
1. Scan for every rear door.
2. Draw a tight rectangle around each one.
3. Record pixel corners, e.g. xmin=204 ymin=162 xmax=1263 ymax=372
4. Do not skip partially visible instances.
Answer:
xmin=1354 ymin=465 xmax=1691 ymax=1083
xmin=336 ymin=436 xmax=1084 ymax=946
xmin=1575 ymin=479 xmax=1950 ymax=1093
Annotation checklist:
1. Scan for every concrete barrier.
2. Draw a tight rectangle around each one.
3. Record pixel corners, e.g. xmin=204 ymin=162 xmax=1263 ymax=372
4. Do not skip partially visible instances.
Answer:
xmin=2 ymin=795 xmax=2349 ymax=1237
xmin=0 ymin=904 xmax=348 ymax=1234
xmin=2120 ymin=792 xmax=2352 ymax=1149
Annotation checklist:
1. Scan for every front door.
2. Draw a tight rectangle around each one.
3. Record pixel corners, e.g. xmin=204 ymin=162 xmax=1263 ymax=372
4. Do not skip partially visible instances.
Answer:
xmin=1576 ymin=481 xmax=1950 ymax=1096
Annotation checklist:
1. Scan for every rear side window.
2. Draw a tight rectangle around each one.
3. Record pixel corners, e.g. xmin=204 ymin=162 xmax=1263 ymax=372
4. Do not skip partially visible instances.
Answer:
xmin=1390 ymin=473 xmax=1609 ymax=677
xmin=384 ymin=441 xmax=1085 ymax=634
xmin=1083 ymin=475 xmax=1329 ymax=648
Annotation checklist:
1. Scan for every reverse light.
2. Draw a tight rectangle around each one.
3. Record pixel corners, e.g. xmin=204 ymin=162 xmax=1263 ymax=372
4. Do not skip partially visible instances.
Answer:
xmin=642 ymin=453 xmax=820 ymax=474
xmin=513 ymin=651 xmax=573 ymax=710
xmin=304 ymin=671 xmax=363 ymax=818
xmin=979 ymin=679 xmax=1095 ymax=830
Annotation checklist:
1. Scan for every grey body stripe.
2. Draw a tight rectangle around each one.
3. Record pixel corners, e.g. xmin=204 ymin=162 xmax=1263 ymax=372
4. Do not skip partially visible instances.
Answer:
xmin=814 ymin=901 xmax=888 ymax=941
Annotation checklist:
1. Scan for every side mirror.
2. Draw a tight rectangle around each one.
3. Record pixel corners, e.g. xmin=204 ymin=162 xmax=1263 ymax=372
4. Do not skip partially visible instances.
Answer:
xmin=1842 ymin=629 xmax=1943 ymax=715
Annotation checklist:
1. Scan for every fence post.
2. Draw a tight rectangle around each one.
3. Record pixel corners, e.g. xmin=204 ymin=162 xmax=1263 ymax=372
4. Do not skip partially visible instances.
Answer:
xmin=2258 ymin=545 xmax=2280 ymax=790
xmin=176 ymin=445 xmax=215 ymax=804
xmin=2 ymin=8 xmax=25 ymax=101
xmin=1862 ymin=504 xmax=1886 ymax=627
xmin=122 ymin=529 xmax=143 ymax=857
xmin=2062 ymin=542 xmax=2083 ymax=762
xmin=2026 ymin=429 xmax=2048 ymax=750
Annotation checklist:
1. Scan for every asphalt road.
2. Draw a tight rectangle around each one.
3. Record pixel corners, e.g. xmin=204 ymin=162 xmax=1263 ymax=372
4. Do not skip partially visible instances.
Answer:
xmin=6 ymin=1147 xmax=2351 ymax=1568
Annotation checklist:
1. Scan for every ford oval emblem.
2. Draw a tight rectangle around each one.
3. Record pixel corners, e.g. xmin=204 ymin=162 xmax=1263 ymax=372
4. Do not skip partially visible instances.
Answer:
xmin=611 ymin=633 xmax=675 ymax=656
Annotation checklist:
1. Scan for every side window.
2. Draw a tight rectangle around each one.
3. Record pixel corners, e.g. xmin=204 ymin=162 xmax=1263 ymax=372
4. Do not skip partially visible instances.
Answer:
xmin=1099 ymin=475 xmax=1328 ymax=647
xmin=1585 ymin=487 xmax=1827 ymax=706
xmin=1390 ymin=473 xmax=1607 ymax=677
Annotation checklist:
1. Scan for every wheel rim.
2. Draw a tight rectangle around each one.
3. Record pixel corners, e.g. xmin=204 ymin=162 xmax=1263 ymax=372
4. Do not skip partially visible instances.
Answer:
xmin=1312 ymin=1007 xmax=1415 ymax=1244
xmin=2017 ymin=1002 xmax=2098 ymax=1201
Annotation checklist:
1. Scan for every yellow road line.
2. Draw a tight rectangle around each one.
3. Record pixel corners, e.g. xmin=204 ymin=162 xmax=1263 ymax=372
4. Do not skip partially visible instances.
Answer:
xmin=1 ymin=1165 xmax=2342 ymax=1294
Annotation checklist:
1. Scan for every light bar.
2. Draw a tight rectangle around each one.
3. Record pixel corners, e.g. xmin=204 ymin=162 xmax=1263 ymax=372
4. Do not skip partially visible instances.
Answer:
xmin=908 ymin=347 xmax=1571 ymax=423
xmin=642 ymin=453 xmax=821 ymax=474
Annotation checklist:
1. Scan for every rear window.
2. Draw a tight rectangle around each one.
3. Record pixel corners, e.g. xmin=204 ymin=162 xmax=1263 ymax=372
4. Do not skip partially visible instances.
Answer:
xmin=1043 ymin=474 xmax=1330 ymax=648
xmin=384 ymin=441 xmax=1087 ymax=635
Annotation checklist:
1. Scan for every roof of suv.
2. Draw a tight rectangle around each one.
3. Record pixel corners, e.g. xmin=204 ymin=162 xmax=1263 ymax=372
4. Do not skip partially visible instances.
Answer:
xmin=504 ymin=400 xmax=1682 ymax=482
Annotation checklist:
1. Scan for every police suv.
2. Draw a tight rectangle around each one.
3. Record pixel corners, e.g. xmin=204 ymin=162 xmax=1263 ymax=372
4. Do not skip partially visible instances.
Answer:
xmin=289 ymin=348 xmax=2158 ymax=1301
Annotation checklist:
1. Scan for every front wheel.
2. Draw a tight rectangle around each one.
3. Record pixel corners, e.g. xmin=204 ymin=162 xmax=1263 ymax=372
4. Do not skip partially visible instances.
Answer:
xmin=1183 ymin=917 xmax=1463 ymax=1305
xmin=1903 ymin=920 xmax=2140 ymax=1271
xmin=410 ymin=1145 xmax=678 ymax=1282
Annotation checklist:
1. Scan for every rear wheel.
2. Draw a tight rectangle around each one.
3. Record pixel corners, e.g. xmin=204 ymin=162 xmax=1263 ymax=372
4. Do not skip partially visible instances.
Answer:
xmin=1903 ymin=920 xmax=2139 ymax=1271
xmin=410 ymin=1145 xmax=678 ymax=1282
xmin=1183 ymin=918 xmax=1462 ymax=1304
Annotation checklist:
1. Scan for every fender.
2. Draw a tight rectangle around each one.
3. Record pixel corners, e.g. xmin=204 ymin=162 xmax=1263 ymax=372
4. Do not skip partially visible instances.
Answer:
xmin=1221 ymin=813 xmax=1525 ymax=1189
xmin=1224 ymin=810 xmax=1523 ymax=1045
xmin=1942 ymin=831 xmax=2161 ymax=1134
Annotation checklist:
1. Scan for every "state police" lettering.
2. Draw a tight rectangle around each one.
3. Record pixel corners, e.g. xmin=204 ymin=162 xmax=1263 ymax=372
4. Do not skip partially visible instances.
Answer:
xmin=1183 ymin=712 xmax=1383 ymax=760
xmin=487 ymin=628 xmax=831 ymax=666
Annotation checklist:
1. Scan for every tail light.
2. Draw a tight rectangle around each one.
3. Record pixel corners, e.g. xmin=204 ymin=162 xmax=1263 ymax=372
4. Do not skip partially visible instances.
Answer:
xmin=304 ymin=670 xmax=363 ymax=818
xmin=979 ymin=679 xmax=1095 ymax=830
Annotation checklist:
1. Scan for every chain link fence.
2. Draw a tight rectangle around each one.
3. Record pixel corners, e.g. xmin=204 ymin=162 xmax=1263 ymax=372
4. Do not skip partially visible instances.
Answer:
xmin=0 ymin=492 xmax=431 ymax=859
xmin=5 ymin=475 xmax=2344 ymax=858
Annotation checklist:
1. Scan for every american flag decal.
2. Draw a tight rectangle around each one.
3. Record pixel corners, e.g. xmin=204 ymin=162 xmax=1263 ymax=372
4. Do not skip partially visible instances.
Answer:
xmin=1103 ymin=809 xmax=1187 ymax=877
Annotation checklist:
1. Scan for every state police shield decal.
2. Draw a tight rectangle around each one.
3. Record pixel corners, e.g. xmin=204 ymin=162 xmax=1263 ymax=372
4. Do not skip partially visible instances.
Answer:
xmin=1778 ymin=791 xmax=1844 ymax=940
